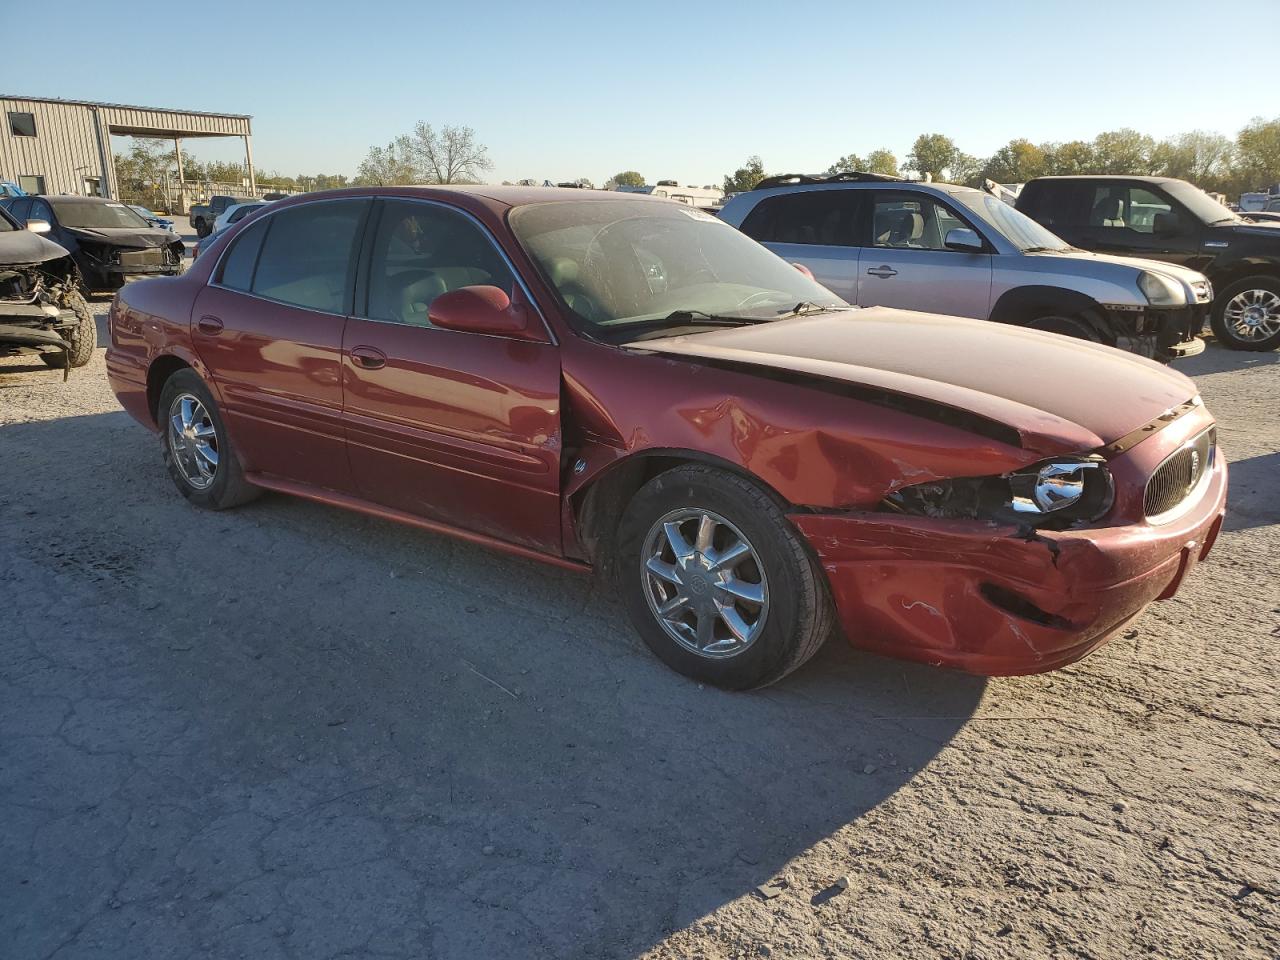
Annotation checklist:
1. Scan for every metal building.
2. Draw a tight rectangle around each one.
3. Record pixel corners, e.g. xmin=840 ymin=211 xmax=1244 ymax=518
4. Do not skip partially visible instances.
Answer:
xmin=0 ymin=94 xmax=253 ymax=206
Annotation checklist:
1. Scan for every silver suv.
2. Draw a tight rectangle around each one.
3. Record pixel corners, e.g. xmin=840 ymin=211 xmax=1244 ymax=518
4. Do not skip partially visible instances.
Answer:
xmin=719 ymin=173 xmax=1212 ymax=362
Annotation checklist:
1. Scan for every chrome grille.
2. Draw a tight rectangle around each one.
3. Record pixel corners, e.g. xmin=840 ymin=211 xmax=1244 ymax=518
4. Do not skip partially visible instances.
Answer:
xmin=120 ymin=248 xmax=162 ymax=268
xmin=1145 ymin=427 xmax=1215 ymax=518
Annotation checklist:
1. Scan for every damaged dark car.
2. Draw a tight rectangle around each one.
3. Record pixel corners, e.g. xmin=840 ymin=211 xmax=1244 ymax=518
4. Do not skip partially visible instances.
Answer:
xmin=0 ymin=205 xmax=96 ymax=371
xmin=0 ymin=195 xmax=183 ymax=292
xmin=107 ymin=188 xmax=1228 ymax=690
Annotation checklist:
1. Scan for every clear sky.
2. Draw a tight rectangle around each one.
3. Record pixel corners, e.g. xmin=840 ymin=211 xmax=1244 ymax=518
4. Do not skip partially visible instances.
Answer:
xmin=12 ymin=0 xmax=1278 ymax=185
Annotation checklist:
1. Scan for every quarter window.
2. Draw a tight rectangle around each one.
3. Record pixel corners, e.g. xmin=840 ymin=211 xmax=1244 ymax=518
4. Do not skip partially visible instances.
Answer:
xmin=871 ymin=194 xmax=969 ymax=251
xmin=363 ymin=201 xmax=515 ymax=327
xmin=217 ymin=217 xmax=269 ymax=291
xmin=1089 ymin=185 xmax=1181 ymax=235
xmin=249 ymin=200 xmax=369 ymax=313
xmin=739 ymin=190 xmax=861 ymax=246
xmin=8 ymin=112 xmax=36 ymax=137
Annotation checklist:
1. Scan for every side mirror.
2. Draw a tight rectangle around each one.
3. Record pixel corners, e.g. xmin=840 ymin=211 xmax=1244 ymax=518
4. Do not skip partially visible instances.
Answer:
xmin=428 ymin=285 xmax=535 ymax=339
xmin=943 ymin=227 xmax=983 ymax=252
xmin=25 ymin=219 xmax=51 ymax=234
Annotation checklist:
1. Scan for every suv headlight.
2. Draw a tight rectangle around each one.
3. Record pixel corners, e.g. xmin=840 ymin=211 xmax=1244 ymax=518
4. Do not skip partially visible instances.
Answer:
xmin=884 ymin=456 xmax=1114 ymax=527
xmin=1138 ymin=271 xmax=1187 ymax=306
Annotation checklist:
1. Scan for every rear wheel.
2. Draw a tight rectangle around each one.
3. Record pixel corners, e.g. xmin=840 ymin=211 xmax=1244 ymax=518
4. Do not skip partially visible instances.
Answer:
xmin=616 ymin=464 xmax=834 ymax=690
xmin=40 ymin=291 xmax=96 ymax=369
xmin=157 ymin=369 xmax=259 ymax=510
xmin=1210 ymin=276 xmax=1280 ymax=351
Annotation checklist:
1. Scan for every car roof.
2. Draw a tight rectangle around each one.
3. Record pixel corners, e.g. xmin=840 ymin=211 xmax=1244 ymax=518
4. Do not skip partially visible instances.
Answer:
xmin=738 ymin=179 xmax=983 ymax=200
xmin=1026 ymin=175 xmax=1179 ymax=185
xmin=282 ymin=184 xmax=668 ymax=211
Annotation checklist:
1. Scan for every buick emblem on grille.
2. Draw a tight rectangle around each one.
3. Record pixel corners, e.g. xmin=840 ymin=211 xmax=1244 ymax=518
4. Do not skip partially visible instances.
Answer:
xmin=1188 ymin=449 xmax=1201 ymax=486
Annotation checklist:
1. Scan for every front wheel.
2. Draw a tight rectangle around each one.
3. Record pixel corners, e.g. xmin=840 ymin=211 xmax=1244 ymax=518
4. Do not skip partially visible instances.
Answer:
xmin=616 ymin=465 xmax=834 ymax=690
xmin=1210 ymin=276 xmax=1280 ymax=351
xmin=40 ymin=291 xmax=96 ymax=369
xmin=157 ymin=368 xmax=260 ymax=510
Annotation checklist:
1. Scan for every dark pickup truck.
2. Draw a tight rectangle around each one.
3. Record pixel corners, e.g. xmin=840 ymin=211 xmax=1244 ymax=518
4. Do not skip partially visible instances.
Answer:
xmin=1016 ymin=176 xmax=1280 ymax=351
xmin=189 ymin=195 xmax=254 ymax=238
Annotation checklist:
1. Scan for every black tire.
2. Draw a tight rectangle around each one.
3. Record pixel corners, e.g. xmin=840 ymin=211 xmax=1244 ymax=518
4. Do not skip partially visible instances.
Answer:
xmin=616 ymin=464 xmax=834 ymax=690
xmin=1025 ymin=314 xmax=1101 ymax=341
xmin=40 ymin=291 xmax=96 ymax=369
xmin=157 ymin=368 xmax=260 ymax=510
xmin=1209 ymin=275 xmax=1280 ymax=352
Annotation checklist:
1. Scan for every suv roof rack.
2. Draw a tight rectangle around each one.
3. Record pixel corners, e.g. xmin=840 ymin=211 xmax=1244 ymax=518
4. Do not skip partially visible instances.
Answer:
xmin=753 ymin=171 xmax=907 ymax=190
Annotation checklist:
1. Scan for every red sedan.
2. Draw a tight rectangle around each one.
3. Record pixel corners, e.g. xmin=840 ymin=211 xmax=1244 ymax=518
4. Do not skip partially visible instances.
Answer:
xmin=106 ymin=187 xmax=1227 ymax=689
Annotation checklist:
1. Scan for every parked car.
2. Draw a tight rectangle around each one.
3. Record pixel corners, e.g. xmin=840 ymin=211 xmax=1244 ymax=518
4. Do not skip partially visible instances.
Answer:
xmin=719 ymin=173 xmax=1211 ymax=363
xmin=0 ymin=195 xmax=183 ymax=292
xmin=106 ymin=187 xmax=1226 ymax=689
xmin=189 ymin=195 xmax=255 ymax=238
xmin=1016 ymin=176 xmax=1280 ymax=351
xmin=212 ymin=200 xmax=267 ymax=235
xmin=0 ymin=205 xmax=95 ymax=370
xmin=128 ymin=204 xmax=176 ymax=232
xmin=1240 ymin=210 xmax=1280 ymax=224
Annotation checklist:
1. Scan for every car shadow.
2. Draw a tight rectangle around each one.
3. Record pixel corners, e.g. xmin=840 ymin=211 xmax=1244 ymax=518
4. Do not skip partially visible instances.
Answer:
xmin=0 ymin=412 xmax=984 ymax=960
xmin=1180 ymin=340 xmax=1280 ymax=375
xmin=1223 ymin=451 xmax=1280 ymax=532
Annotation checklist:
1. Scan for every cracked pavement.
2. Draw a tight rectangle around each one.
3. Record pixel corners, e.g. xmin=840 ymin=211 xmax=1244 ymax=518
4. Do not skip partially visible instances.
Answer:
xmin=1 ymin=288 xmax=1277 ymax=959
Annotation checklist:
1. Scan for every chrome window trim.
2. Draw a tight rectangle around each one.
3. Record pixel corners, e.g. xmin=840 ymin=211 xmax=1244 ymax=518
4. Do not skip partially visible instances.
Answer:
xmin=1145 ymin=426 xmax=1216 ymax=526
xmin=209 ymin=194 xmax=556 ymax=343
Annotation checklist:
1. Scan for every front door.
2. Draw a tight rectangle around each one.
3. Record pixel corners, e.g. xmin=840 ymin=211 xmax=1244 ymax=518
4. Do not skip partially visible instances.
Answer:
xmin=341 ymin=199 xmax=563 ymax=553
xmin=857 ymin=191 xmax=993 ymax=318
xmin=1069 ymin=181 xmax=1203 ymax=268
xmin=190 ymin=197 xmax=371 ymax=493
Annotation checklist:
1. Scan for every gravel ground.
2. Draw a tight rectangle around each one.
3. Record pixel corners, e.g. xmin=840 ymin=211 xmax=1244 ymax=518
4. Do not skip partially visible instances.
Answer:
xmin=1 ymin=287 xmax=1277 ymax=959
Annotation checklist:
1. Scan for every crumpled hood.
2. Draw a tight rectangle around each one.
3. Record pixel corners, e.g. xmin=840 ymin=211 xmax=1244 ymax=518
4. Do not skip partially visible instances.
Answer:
xmin=65 ymin=226 xmax=177 ymax=248
xmin=0 ymin=230 xmax=72 ymax=266
xmin=628 ymin=308 xmax=1198 ymax=453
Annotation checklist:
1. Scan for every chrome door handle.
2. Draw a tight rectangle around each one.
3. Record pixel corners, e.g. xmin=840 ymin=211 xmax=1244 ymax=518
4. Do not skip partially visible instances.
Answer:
xmin=350 ymin=346 xmax=387 ymax=370
xmin=866 ymin=266 xmax=898 ymax=278
xmin=195 ymin=315 xmax=224 ymax=335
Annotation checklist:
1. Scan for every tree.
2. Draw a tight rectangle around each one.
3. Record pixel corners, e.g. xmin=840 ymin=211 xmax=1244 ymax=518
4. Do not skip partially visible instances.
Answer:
xmin=906 ymin=133 xmax=960 ymax=180
xmin=1090 ymin=129 xmax=1155 ymax=175
xmin=1150 ymin=131 xmax=1234 ymax=184
xmin=864 ymin=149 xmax=899 ymax=177
xmin=981 ymin=139 xmax=1048 ymax=184
xmin=408 ymin=122 xmax=493 ymax=184
xmin=1235 ymin=116 xmax=1280 ymax=189
xmin=723 ymin=155 xmax=766 ymax=195
xmin=610 ymin=170 xmax=645 ymax=188
xmin=355 ymin=135 xmax=417 ymax=185
xmin=1043 ymin=140 xmax=1096 ymax=175
xmin=826 ymin=152 xmax=865 ymax=175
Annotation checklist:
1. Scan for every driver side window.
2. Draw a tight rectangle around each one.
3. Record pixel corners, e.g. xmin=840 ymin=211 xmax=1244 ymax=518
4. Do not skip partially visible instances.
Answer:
xmin=871 ymin=194 xmax=966 ymax=251
xmin=363 ymin=201 xmax=515 ymax=327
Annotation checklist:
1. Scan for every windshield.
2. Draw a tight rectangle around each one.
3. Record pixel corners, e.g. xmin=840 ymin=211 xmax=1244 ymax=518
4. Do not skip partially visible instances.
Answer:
xmin=952 ymin=191 xmax=1071 ymax=252
xmin=509 ymin=200 xmax=846 ymax=338
xmin=1163 ymin=180 xmax=1242 ymax=224
xmin=51 ymin=200 xmax=152 ymax=230
xmin=0 ymin=208 xmax=15 ymax=232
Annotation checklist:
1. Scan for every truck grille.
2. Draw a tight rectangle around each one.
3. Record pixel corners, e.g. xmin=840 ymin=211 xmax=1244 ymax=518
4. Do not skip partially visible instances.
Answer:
xmin=1145 ymin=427 xmax=1215 ymax=519
xmin=120 ymin=248 xmax=163 ymax=269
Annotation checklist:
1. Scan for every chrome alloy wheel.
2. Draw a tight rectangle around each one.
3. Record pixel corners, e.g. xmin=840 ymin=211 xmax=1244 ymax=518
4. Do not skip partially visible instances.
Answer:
xmin=641 ymin=508 xmax=769 ymax=659
xmin=1223 ymin=288 xmax=1280 ymax=342
xmin=167 ymin=393 xmax=219 ymax=490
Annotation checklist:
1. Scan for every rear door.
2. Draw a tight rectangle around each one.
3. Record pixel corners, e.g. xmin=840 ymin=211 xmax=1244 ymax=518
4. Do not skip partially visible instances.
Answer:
xmin=856 ymin=190 xmax=993 ymax=318
xmin=738 ymin=189 xmax=862 ymax=302
xmin=191 ymin=197 xmax=371 ymax=492
xmin=340 ymin=198 xmax=563 ymax=553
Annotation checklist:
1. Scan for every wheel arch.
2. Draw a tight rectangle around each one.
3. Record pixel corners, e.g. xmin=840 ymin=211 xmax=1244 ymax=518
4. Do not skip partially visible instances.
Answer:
xmin=569 ymin=448 xmax=793 ymax=567
xmin=145 ymin=348 xmax=219 ymax=426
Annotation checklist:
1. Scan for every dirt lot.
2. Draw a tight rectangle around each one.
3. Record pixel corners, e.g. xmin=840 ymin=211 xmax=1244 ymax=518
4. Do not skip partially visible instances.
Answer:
xmin=1 ymin=290 xmax=1277 ymax=959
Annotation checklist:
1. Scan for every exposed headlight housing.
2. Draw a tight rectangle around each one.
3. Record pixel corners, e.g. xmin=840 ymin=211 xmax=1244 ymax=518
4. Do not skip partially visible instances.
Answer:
xmin=1137 ymin=271 xmax=1187 ymax=306
xmin=884 ymin=456 xmax=1114 ymax=528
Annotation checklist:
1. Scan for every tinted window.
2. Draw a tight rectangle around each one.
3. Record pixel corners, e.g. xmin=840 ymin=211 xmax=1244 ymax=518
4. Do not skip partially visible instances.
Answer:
xmin=49 ymin=200 xmax=150 ymax=229
xmin=740 ymin=190 xmax=861 ymax=245
xmin=228 ymin=204 xmax=262 ymax=224
xmin=1087 ymin=184 xmax=1184 ymax=235
xmin=250 ymin=200 xmax=368 ymax=313
xmin=364 ymin=200 xmax=515 ymax=327
xmin=9 ymin=198 xmax=32 ymax=221
xmin=217 ymin=217 xmax=269 ymax=291
xmin=28 ymin=199 xmax=52 ymax=222
xmin=871 ymin=193 xmax=970 ymax=251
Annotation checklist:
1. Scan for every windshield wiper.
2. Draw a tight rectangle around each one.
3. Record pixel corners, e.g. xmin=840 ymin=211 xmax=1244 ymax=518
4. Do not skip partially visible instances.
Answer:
xmin=776 ymin=301 xmax=842 ymax=318
xmin=608 ymin=309 xmax=774 ymax=342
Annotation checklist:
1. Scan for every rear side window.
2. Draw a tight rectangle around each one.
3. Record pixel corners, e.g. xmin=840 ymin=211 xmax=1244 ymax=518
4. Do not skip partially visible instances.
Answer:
xmin=250 ymin=200 xmax=369 ymax=313
xmin=739 ymin=190 xmax=862 ymax=246
xmin=217 ymin=217 xmax=269 ymax=291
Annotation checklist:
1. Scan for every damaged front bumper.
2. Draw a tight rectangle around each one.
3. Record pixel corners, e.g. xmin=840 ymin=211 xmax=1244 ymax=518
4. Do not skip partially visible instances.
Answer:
xmin=791 ymin=450 xmax=1227 ymax=676
xmin=1110 ymin=303 xmax=1209 ymax=362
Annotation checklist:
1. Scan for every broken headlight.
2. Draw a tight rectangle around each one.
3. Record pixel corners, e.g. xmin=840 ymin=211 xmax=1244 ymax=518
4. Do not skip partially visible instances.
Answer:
xmin=885 ymin=456 xmax=1114 ymax=527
